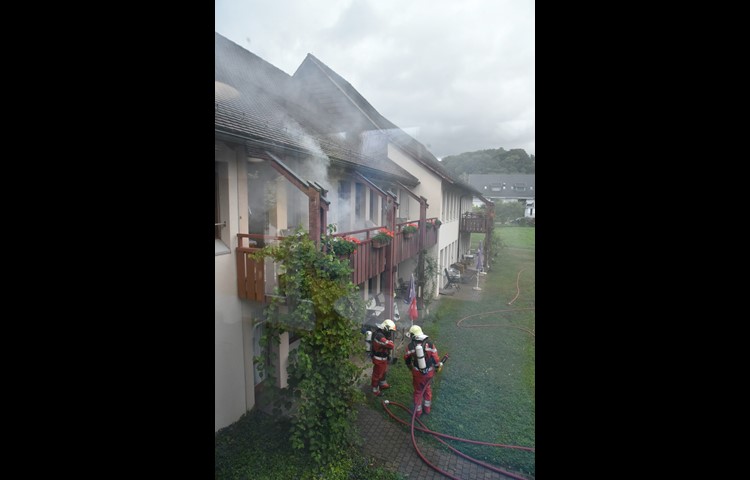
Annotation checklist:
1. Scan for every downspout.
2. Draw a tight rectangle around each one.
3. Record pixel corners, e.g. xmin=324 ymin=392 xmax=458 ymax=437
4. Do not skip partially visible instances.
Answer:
xmin=417 ymin=198 xmax=427 ymax=309
xmin=384 ymin=192 xmax=398 ymax=321
xmin=458 ymin=194 xmax=471 ymax=264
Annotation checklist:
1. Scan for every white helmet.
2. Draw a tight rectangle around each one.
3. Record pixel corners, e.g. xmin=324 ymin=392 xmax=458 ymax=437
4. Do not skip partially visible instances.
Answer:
xmin=408 ymin=325 xmax=423 ymax=337
xmin=379 ymin=319 xmax=396 ymax=331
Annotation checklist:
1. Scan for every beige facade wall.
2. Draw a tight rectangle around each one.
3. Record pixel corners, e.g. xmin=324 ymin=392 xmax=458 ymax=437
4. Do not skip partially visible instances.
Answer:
xmin=387 ymin=143 xmax=454 ymax=301
xmin=215 ymin=143 xmax=254 ymax=431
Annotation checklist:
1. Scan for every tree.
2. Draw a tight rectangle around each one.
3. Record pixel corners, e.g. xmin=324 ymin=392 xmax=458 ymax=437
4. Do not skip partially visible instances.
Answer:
xmin=493 ymin=201 xmax=525 ymax=224
xmin=440 ymin=147 xmax=534 ymax=176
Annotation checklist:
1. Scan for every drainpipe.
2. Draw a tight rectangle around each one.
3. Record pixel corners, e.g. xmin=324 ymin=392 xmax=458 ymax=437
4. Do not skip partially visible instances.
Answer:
xmin=417 ymin=198 xmax=427 ymax=310
xmin=384 ymin=193 xmax=397 ymax=321
xmin=458 ymin=194 xmax=470 ymax=264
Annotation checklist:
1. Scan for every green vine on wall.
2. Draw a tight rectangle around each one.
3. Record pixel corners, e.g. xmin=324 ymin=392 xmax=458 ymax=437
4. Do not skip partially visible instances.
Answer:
xmin=251 ymin=227 xmax=366 ymax=466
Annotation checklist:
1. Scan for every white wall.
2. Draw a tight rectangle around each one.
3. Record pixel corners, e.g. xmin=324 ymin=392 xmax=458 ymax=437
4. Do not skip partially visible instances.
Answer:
xmin=387 ymin=143 xmax=459 ymax=300
xmin=215 ymin=143 xmax=253 ymax=431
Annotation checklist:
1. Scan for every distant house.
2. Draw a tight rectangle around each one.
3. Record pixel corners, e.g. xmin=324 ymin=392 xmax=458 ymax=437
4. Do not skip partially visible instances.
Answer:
xmin=467 ymin=174 xmax=535 ymax=218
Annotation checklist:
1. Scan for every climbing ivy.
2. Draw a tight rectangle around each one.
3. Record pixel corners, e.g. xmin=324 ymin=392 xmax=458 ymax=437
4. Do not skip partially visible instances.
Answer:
xmin=251 ymin=227 xmax=366 ymax=466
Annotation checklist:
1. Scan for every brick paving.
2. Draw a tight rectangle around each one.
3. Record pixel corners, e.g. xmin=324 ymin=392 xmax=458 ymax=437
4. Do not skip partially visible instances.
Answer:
xmin=356 ymin=403 xmax=516 ymax=479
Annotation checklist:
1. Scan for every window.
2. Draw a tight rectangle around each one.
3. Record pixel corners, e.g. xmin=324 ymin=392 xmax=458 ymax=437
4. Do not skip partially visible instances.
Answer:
xmin=355 ymin=182 xmax=365 ymax=219
xmin=370 ymin=190 xmax=377 ymax=223
xmin=399 ymin=188 xmax=409 ymax=219
xmin=215 ymin=161 xmax=231 ymax=255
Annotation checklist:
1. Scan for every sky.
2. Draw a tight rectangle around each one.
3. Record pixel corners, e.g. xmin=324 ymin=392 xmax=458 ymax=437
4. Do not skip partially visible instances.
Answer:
xmin=215 ymin=0 xmax=534 ymax=160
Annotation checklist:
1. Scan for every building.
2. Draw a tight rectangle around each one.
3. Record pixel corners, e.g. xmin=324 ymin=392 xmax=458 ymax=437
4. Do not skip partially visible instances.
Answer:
xmin=468 ymin=174 xmax=535 ymax=218
xmin=215 ymin=32 xmax=492 ymax=430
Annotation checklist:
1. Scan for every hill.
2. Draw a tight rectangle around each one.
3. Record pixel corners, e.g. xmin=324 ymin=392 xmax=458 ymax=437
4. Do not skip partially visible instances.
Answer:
xmin=440 ymin=148 xmax=534 ymax=179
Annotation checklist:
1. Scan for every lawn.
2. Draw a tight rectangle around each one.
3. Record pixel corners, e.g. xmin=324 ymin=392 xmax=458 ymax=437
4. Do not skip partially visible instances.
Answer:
xmin=216 ymin=226 xmax=535 ymax=479
xmin=366 ymin=226 xmax=535 ymax=477
xmin=490 ymin=225 xmax=535 ymax=250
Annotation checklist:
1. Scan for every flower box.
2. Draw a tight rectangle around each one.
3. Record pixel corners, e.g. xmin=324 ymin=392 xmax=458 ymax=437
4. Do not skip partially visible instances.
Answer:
xmin=370 ymin=228 xmax=394 ymax=248
xmin=402 ymin=223 xmax=418 ymax=239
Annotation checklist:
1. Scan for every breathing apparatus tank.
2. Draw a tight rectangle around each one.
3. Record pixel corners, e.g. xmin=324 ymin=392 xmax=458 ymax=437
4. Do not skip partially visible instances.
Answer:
xmin=415 ymin=342 xmax=427 ymax=370
xmin=364 ymin=330 xmax=372 ymax=352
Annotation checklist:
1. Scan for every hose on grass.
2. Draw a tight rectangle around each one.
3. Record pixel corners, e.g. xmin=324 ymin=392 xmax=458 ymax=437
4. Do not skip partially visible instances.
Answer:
xmin=382 ymin=374 xmax=534 ymax=480
xmin=456 ymin=308 xmax=535 ymax=337
xmin=380 ymin=267 xmax=535 ymax=478
xmin=456 ymin=267 xmax=535 ymax=336
xmin=507 ymin=268 xmax=527 ymax=305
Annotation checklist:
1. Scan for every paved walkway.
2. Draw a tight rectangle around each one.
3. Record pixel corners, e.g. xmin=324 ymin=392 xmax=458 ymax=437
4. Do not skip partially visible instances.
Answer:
xmin=356 ymin=403 xmax=515 ymax=480
xmin=356 ymin=273 xmax=524 ymax=479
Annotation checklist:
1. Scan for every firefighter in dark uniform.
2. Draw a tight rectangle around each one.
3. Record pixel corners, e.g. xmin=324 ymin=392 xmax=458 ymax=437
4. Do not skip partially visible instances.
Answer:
xmin=404 ymin=325 xmax=443 ymax=417
xmin=370 ymin=319 xmax=396 ymax=397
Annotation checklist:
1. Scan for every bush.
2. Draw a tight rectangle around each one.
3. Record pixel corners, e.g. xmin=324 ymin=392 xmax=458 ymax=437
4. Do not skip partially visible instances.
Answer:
xmin=512 ymin=217 xmax=535 ymax=227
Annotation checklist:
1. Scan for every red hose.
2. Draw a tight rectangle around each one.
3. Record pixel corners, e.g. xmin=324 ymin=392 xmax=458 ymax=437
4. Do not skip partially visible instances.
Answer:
xmin=381 ymin=267 xmax=534 ymax=478
xmin=456 ymin=267 xmax=535 ymax=336
xmin=382 ymin=384 xmax=534 ymax=479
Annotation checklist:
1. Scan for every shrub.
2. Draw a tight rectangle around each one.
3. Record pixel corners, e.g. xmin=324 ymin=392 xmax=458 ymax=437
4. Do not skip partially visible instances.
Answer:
xmin=402 ymin=223 xmax=418 ymax=235
xmin=326 ymin=236 xmax=360 ymax=256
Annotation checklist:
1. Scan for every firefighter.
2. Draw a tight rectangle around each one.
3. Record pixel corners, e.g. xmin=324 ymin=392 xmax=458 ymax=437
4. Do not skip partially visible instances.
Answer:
xmin=370 ymin=319 xmax=396 ymax=397
xmin=404 ymin=325 xmax=443 ymax=417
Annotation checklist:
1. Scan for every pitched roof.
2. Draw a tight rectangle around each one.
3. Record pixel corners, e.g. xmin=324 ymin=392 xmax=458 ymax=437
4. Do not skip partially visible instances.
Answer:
xmin=214 ymin=33 xmax=418 ymax=185
xmin=467 ymin=174 xmax=535 ymax=199
xmin=292 ymin=53 xmax=490 ymax=202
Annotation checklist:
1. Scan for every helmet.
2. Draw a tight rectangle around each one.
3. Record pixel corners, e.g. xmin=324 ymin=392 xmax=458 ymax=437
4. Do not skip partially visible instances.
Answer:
xmin=408 ymin=325 xmax=423 ymax=337
xmin=379 ymin=319 xmax=396 ymax=331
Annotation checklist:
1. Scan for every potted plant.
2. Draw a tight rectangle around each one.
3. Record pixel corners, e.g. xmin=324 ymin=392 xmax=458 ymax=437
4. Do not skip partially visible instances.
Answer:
xmin=330 ymin=235 xmax=360 ymax=257
xmin=426 ymin=218 xmax=442 ymax=229
xmin=371 ymin=228 xmax=394 ymax=248
xmin=402 ymin=223 xmax=418 ymax=238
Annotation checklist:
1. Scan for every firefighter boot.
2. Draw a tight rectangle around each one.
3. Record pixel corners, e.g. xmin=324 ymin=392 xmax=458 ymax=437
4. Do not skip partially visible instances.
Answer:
xmin=372 ymin=387 xmax=382 ymax=397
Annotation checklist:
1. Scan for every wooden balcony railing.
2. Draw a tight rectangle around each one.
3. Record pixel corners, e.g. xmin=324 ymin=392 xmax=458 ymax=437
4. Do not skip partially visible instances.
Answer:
xmin=460 ymin=212 xmax=491 ymax=233
xmin=235 ymin=218 xmax=439 ymax=302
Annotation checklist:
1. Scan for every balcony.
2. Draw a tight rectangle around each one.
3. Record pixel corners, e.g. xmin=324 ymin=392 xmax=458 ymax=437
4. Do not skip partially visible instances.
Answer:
xmin=236 ymin=218 xmax=439 ymax=302
xmin=460 ymin=211 xmax=491 ymax=233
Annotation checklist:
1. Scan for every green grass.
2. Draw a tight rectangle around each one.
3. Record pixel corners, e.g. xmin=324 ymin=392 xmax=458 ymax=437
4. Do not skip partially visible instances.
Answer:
xmin=215 ymin=226 xmax=535 ymax=479
xmin=491 ymin=225 xmax=535 ymax=250
xmin=366 ymin=226 xmax=535 ymax=477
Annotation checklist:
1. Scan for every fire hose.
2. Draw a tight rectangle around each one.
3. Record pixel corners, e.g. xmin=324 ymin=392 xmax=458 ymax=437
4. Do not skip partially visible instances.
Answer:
xmin=381 ymin=355 xmax=535 ymax=480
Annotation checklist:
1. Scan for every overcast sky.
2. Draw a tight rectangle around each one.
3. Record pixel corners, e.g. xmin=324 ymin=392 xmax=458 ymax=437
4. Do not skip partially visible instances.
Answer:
xmin=215 ymin=0 xmax=534 ymax=159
